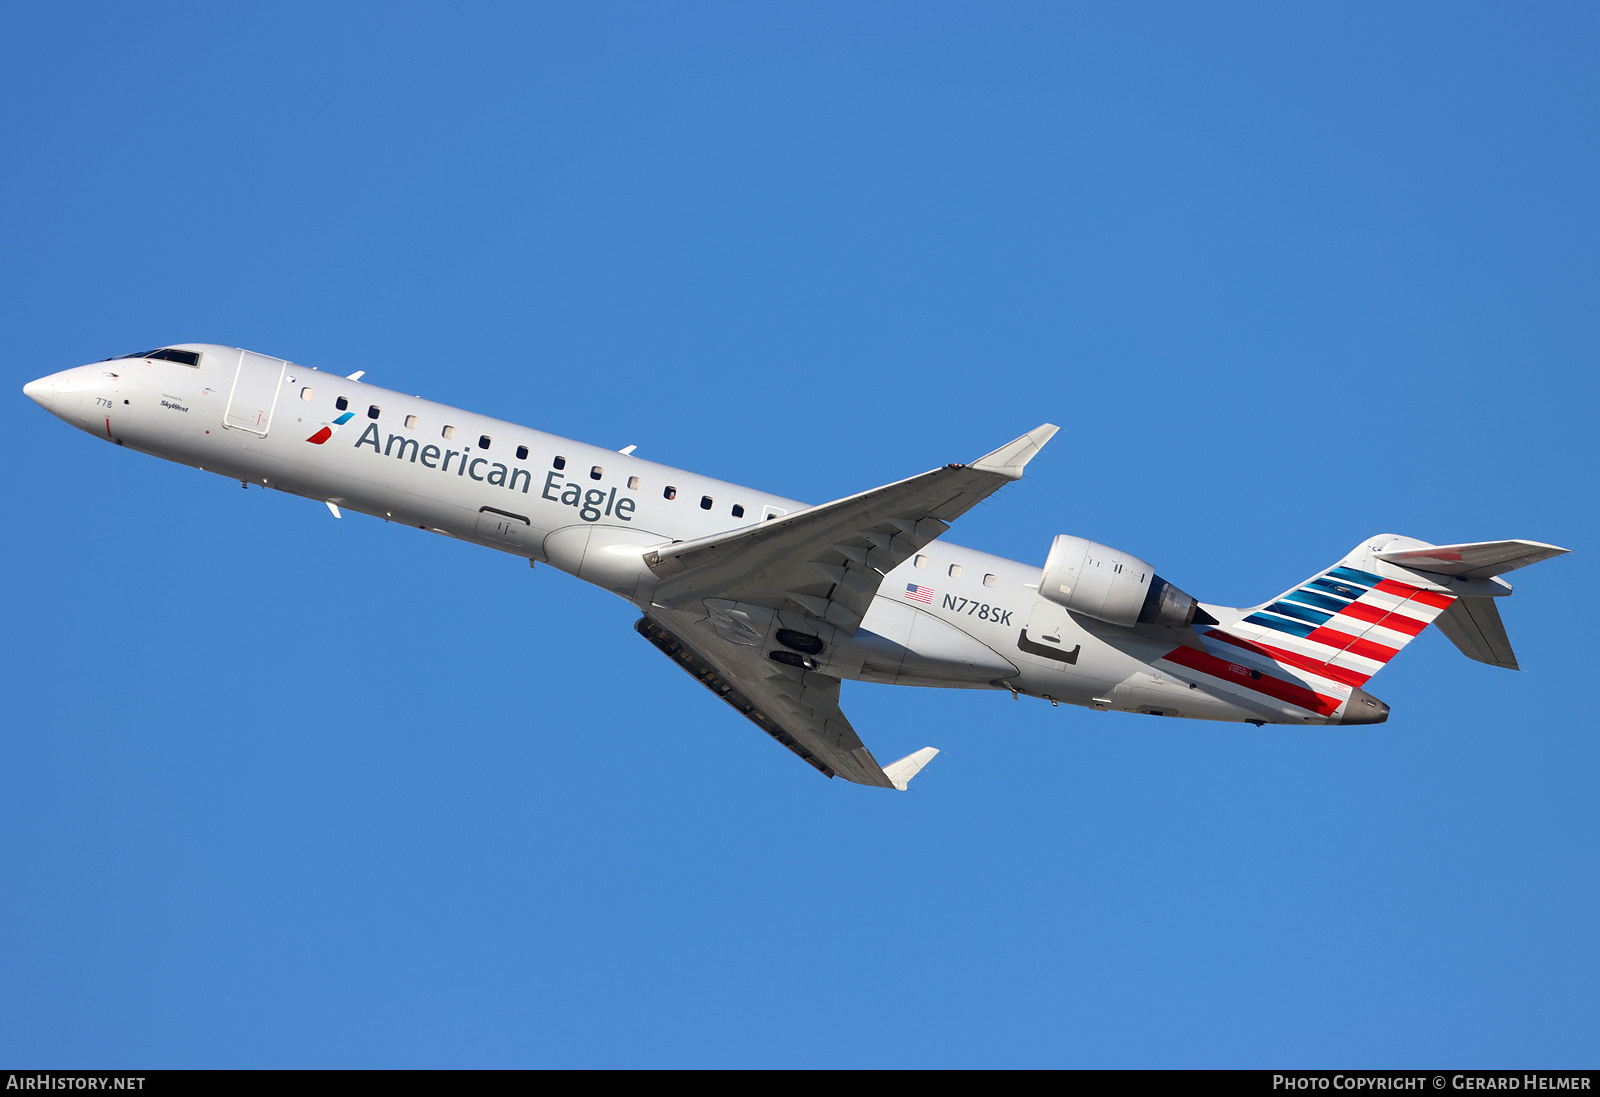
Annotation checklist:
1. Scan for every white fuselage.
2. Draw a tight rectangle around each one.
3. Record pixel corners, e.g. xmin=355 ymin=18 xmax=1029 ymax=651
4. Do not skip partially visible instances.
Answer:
xmin=24 ymin=344 xmax=1346 ymax=726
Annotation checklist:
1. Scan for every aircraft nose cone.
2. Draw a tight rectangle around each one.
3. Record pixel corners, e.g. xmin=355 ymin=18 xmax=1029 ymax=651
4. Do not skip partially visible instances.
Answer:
xmin=1340 ymin=687 xmax=1390 ymax=725
xmin=23 ymin=376 xmax=54 ymax=411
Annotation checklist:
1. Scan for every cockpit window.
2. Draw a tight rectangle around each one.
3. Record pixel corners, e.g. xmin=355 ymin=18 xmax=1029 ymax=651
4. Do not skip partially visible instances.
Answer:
xmin=106 ymin=348 xmax=200 ymax=367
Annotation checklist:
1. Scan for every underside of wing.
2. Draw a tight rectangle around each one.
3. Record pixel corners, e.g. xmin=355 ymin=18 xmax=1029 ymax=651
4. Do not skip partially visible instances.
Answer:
xmin=636 ymin=613 xmax=933 ymax=788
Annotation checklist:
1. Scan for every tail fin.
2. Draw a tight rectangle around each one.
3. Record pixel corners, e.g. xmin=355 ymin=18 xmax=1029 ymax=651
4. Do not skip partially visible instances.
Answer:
xmin=1211 ymin=535 xmax=1566 ymax=689
xmin=1372 ymin=539 xmax=1568 ymax=670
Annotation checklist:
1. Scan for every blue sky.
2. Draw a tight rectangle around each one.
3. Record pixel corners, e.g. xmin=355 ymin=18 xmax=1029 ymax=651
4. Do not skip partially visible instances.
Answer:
xmin=3 ymin=2 xmax=1595 ymax=1068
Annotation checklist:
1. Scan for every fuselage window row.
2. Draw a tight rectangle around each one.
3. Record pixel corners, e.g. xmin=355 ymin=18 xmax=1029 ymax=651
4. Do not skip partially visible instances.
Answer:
xmin=303 ymin=406 xmax=748 ymax=521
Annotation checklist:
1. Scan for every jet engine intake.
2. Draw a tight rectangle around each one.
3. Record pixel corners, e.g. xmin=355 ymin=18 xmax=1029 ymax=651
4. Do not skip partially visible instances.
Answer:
xmin=1039 ymin=534 xmax=1207 ymax=628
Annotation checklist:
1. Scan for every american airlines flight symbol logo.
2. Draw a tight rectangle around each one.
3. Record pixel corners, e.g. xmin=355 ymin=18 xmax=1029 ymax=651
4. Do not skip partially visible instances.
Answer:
xmin=306 ymin=411 xmax=355 ymax=445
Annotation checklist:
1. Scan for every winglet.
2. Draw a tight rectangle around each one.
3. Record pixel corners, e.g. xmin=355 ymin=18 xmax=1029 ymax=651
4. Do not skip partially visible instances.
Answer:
xmin=971 ymin=424 xmax=1059 ymax=479
xmin=882 ymin=746 xmax=940 ymax=791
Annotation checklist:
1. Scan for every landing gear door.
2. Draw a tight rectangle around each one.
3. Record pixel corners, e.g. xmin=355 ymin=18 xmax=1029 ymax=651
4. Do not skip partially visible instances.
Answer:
xmin=223 ymin=349 xmax=286 ymax=436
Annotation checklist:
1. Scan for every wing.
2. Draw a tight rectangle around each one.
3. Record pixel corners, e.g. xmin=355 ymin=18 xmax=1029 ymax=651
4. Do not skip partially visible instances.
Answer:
xmin=636 ymin=613 xmax=937 ymax=788
xmin=634 ymin=424 xmax=1058 ymax=788
xmin=644 ymin=424 xmax=1059 ymax=632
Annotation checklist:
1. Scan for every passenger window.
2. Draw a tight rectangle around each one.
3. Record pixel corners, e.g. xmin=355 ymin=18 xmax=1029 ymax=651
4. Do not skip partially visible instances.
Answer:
xmin=300 ymin=387 xmax=314 ymax=401
xmin=700 ymin=496 xmax=713 ymax=510
xmin=336 ymin=396 xmax=349 ymax=411
xmin=442 ymin=425 xmax=456 ymax=439
xmin=732 ymin=504 xmax=745 ymax=518
xmin=368 ymin=405 xmax=380 ymax=419
xmin=479 ymin=435 xmax=491 ymax=449
xmin=516 ymin=445 xmax=528 ymax=460
xmin=664 ymin=486 xmax=677 ymax=500
xmin=949 ymin=564 xmax=962 ymax=578
xmin=983 ymin=573 xmax=997 ymax=588
xmin=590 ymin=466 xmax=603 ymax=481
xmin=553 ymin=455 xmax=566 ymax=470
xmin=405 ymin=414 xmax=418 ymax=429
xmin=627 ymin=476 xmax=640 ymax=490
xmin=914 ymin=555 xmax=929 ymax=569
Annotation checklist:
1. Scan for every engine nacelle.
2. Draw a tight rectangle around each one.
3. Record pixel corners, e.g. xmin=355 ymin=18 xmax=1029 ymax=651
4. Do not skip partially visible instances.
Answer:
xmin=1038 ymin=534 xmax=1207 ymax=628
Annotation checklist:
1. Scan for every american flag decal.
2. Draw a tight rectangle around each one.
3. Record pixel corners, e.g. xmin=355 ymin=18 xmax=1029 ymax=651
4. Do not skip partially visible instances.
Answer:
xmin=904 ymin=583 xmax=934 ymax=604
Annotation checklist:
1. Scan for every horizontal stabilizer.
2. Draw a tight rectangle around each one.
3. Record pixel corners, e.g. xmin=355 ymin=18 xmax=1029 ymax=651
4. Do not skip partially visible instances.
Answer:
xmin=1373 ymin=540 xmax=1568 ymax=579
xmin=882 ymin=747 xmax=940 ymax=791
xmin=1435 ymin=597 xmax=1519 ymax=670
xmin=970 ymin=424 xmax=1059 ymax=479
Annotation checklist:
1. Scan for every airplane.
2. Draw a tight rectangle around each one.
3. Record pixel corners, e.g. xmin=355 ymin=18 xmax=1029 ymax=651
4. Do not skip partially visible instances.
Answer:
xmin=23 ymin=344 xmax=1569 ymax=790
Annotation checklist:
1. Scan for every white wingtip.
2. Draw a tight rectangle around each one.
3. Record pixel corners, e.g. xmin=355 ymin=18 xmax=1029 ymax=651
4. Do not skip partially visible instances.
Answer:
xmin=325 ymin=501 xmax=342 ymax=518
xmin=883 ymin=746 xmax=940 ymax=791
xmin=971 ymin=424 xmax=1059 ymax=479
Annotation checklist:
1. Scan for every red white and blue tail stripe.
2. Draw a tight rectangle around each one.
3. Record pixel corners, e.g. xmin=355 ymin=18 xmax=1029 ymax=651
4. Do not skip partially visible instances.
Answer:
xmin=1159 ymin=541 xmax=1457 ymax=719
xmin=1221 ymin=563 xmax=1454 ymax=688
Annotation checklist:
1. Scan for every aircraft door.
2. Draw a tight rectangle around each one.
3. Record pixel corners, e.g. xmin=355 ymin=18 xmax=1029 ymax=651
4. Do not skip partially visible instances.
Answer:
xmin=1018 ymin=599 xmax=1081 ymax=666
xmin=476 ymin=506 xmax=530 ymax=548
xmin=223 ymin=350 xmax=286 ymax=436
